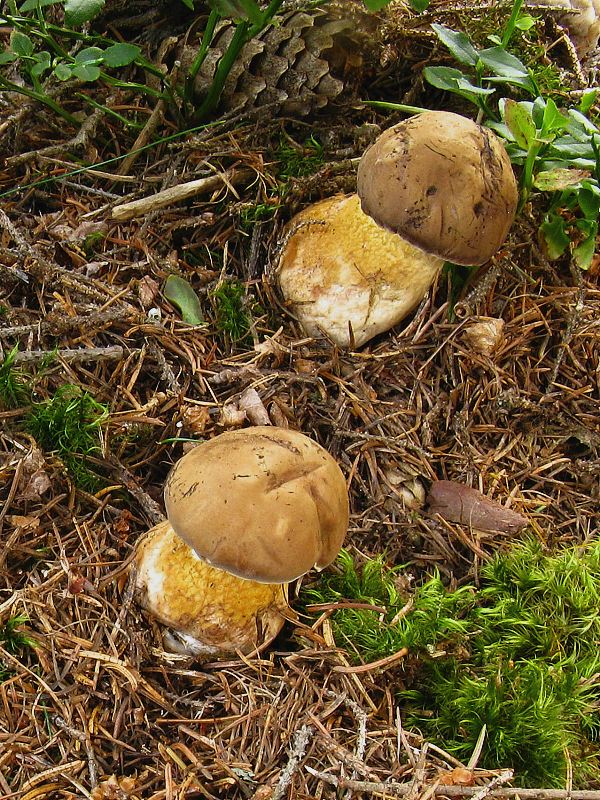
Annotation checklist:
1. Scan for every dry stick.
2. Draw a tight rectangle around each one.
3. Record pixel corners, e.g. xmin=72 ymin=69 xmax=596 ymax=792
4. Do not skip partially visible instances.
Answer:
xmin=0 ymin=309 xmax=133 ymax=339
xmin=0 ymin=209 xmax=32 ymax=283
xmin=112 ymin=461 xmax=165 ymax=525
xmin=545 ymin=267 xmax=586 ymax=393
xmin=12 ymin=345 xmax=130 ymax=364
xmin=110 ymin=168 xmax=254 ymax=221
xmin=54 ymin=714 xmax=99 ymax=789
xmin=332 ymin=647 xmax=408 ymax=674
xmin=453 ymin=258 xmax=503 ymax=319
xmin=117 ymin=97 xmax=166 ymax=176
xmin=306 ymin=768 xmax=600 ymax=800
xmin=272 ymin=724 xmax=313 ymax=800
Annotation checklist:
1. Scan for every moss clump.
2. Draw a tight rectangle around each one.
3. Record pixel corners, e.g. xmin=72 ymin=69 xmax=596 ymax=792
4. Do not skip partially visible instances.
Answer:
xmin=303 ymin=539 xmax=600 ymax=786
xmin=25 ymin=384 xmax=109 ymax=490
xmin=0 ymin=345 xmax=31 ymax=410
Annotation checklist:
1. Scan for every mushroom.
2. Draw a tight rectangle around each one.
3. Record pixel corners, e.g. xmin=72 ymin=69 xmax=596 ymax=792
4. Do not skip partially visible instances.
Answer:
xmin=134 ymin=426 xmax=349 ymax=657
xmin=357 ymin=111 xmax=518 ymax=267
xmin=276 ymin=111 xmax=517 ymax=348
xmin=276 ymin=193 xmax=444 ymax=348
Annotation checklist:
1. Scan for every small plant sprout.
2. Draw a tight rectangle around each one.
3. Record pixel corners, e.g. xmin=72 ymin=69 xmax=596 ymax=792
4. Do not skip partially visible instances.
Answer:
xmin=1 ymin=614 xmax=37 ymax=656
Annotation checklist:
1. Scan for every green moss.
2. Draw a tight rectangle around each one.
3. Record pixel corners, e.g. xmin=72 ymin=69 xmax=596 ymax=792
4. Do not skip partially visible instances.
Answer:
xmin=277 ymin=134 xmax=323 ymax=183
xmin=302 ymin=539 xmax=600 ymax=786
xmin=25 ymin=384 xmax=109 ymax=490
xmin=211 ymin=280 xmax=252 ymax=342
xmin=0 ymin=345 xmax=31 ymax=409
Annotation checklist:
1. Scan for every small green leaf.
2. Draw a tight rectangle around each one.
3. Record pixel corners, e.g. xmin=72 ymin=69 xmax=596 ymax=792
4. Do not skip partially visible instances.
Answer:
xmin=53 ymin=62 xmax=73 ymax=81
xmin=503 ymin=99 xmax=536 ymax=149
xmin=102 ymin=43 xmax=141 ymax=67
xmin=515 ymin=14 xmax=536 ymax=31
xmin=0 ymin=51 xmax=17 ymax=65
xmin=10 ymin=31 xmax=34 ymax=57
xmin=479 ymin=46 xmax=529 ymax=77
xmin=72 ymin=63 xmax=101 ymax=81
xmin=409 ymin=0 xmax=429 ymax=9
xmin=534 ymin=168 xmax=590 ymax=192
xmin=573 ymin=221 xmax=597 ymax=269
xmin=541 ymin=97 xmax=568 ymax=137
xmin=577 ymin=187 xmax=600 ymax=218
xmin=179 ymin=0 xmax=194 ymax=7
xmin=579 ymin=89 xmax=597 ymax=116
xmin=163 ymin=275 xmax=205 ymax=325
xmin=540 ymin=214 xmax=570 ymax=260
xmin=30 ymin=51 xmax=52 ymax=77
xmin=423 ymin=66 xmax=495 ymax=96
xmin=431 ymin=23 xmax=479 ymax=67
xmin=64 ymin=0 xmax=105 ymax=26
xmin=75 ymin=47 xmax=104 ymax=65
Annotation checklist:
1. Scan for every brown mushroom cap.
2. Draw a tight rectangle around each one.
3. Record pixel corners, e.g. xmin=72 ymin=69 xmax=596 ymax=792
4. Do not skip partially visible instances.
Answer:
xmin=164 ymin=426 xmax=349 ymax=583
xmin=357 ymin=111 xmax=518 ymax=266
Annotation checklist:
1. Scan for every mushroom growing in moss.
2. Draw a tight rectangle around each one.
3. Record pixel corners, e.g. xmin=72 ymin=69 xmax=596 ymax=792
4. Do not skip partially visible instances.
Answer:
xmin=134 ymin=426 xmax=349 ymax=657
xmin=276 ymin=111 xmax=518 ymax=348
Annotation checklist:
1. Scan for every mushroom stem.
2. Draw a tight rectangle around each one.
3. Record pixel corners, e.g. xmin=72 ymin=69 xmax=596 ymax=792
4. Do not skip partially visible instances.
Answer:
xmin=134 ymin=520 xmax=289 ymax=657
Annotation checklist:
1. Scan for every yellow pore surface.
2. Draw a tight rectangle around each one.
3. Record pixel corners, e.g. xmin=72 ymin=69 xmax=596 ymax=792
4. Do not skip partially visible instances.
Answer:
xmin=134 ymin=521 xmax=288 ymax=655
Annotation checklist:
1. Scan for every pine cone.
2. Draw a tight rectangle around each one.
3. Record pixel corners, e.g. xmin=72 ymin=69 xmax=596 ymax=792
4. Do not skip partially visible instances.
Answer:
xmin=183 ymin=2 xmax=375 ymax=115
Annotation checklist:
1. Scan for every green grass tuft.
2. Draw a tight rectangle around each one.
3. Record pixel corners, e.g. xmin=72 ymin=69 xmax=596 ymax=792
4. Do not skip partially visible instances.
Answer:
xmin=0 ymin=614 xmax=37 ymax=682
xmin=25 ymin=384 xmax=109 ymax=491
xmin=302 ymin=540 xmax=600 ymax=786
xmin=0 ymin=345 xmax=31 ymax=409
xmin=211 ymin=280 xmax=252 ymax=342
xmin=1 ymin=614 xmax=36 ymax=655
xmin=277 ymin=134 xmax=324 ymax=183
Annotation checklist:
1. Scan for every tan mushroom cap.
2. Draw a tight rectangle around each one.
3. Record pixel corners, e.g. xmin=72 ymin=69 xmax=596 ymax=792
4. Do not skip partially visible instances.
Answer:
xmin=357 ymin=111 xmax=518 ymax=266
xmin=164 ymin=426 xmax=349 ymax=583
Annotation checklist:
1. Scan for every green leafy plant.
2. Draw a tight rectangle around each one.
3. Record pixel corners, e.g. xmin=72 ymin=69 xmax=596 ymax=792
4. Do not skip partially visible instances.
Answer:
xmin=0 ymin=0 xmax=162 ymax=124
xmin=25 ymin=384 xmax=109 ymax=490
xmin=0 ymin=345 xmax=31 ymax=410
xmin=494 ymin=95 xmax=600 ymax=268
xmin=303 ymin=539 xmax=600 ymax=786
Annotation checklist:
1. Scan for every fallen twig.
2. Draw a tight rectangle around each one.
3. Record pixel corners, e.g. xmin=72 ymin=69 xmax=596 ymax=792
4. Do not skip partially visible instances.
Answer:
xmin=12 ymin=345 xmax=129 ymax=364
xmin=110 ymin=168 xmax=254 ymax=221
xmin=332 ymin=648 xmax=408 ymax=675
xmin=306 ymin=767 xmax=600 ymax=799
